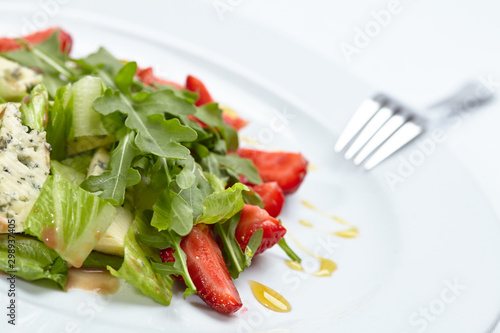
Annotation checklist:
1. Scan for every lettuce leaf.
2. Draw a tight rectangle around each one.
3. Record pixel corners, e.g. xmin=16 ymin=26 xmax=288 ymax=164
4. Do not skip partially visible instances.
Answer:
xmin=108 ymin=211 xmax=175 ymax=305
xmin=71 ymin=76 xmax=108 ymax=137
xmin=24 ymin=175 xmax=117 ymax=267
xmin=20 ymin=83 xmax=48 ymax=132
xmin=0 ymin=234 xmax=68 ymax=289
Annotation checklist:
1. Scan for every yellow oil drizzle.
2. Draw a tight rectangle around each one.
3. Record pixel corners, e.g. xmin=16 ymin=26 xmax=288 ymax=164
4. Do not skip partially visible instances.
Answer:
xmin=299 ymin=220 xmax=313 ymax=228
xmin=300 ymin=201 xmax=359 ymax=239
xmin=240 ymin=136 xmax=260 ymax=146
xmin=287 ymin=232 xmax=337 ymax=277
xmin=300 ymin=201 xmax=350 ymax=226
xmin=333 ymin=226 xmax=359 ymax=239
xmin=307 ymin=164 xmax=318 ymax=171
xmin=313 ymin=258 xmax=338 ymax=277
xmin=248 ymin=281 xmax=291 ymax=313
xmin=285 ymin=260 xmax=304 ymax=271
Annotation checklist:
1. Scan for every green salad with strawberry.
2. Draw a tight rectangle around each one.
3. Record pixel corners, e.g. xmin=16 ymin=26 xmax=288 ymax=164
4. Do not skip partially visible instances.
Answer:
xmin=0 ymin=28 xmax=307 ymax=314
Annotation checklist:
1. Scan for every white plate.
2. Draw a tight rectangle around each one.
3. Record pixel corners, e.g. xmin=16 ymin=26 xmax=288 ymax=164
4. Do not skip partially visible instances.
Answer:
xmin=1 ymin=2 xmax=500 ymax=333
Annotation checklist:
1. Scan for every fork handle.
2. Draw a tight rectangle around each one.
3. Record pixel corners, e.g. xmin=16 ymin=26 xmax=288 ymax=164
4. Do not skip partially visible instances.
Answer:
xmin=424 ymin=80 xmax=495 ymax=124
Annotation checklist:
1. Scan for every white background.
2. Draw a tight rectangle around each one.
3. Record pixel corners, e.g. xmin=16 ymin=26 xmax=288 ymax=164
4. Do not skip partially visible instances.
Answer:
xmin=2 ymin=0 xmax=499 ymax=331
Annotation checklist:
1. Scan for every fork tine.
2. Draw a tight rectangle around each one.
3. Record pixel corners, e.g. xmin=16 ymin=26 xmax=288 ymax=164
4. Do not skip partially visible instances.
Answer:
xmin=334 ymin=94 xmax=387 ymax=153
xmin=343 ymin=104 xmax=396 ymax=160
xmin=352 ymin=112 xmax=407 ymax=165
xmin=363 ymin=121 xmax=424 ymax=170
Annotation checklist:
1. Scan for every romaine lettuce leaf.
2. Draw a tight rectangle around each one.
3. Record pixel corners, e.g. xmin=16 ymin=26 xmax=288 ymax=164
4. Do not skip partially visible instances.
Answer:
xmin=24 ymin=175 xmax=117 ymax=268
xmin=20 ymin=83 xmax=48 ymax=132
xmin=0 ymin=234 xmax=68 ymax=288
xmin=71 ymin=76 xmax=108 ymax=137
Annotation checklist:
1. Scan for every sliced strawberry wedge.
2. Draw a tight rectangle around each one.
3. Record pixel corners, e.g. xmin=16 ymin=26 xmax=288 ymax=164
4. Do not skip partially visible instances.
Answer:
xmin=235 ymin=204 xmax=287 ymax=255
xmin=160 ymin=224 xmax=242 ymax=314
xmin=250 ymin=182 xmax=285 ymax=217
xmin=0 ymin=27 xmax=72 ymax=54
xmin=237 ymin=148 xmax=308 ymax=194
xmin=136 ymin=67 xmax=184 ymax=89
xmin=185 ymin=75 xmax=214 ymax=106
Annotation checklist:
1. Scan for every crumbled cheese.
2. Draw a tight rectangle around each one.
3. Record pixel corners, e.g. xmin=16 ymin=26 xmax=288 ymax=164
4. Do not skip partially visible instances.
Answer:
xmin=0 ymin=103 xmax=50 ymax=232
xmin=87 ymin=147 xmax=110 ymax=178
xmin=0 ymin=57 xmax=42 ymax=101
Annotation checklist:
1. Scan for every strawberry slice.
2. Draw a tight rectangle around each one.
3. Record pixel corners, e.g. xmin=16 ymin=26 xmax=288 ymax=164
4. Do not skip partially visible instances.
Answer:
xmin=235 ymin=204 xmax=287 ymax=255
xmin=136 ymin=67 xmax=184 ymax=89
xmin=160 ymin=224 xmax=242 ymax=314
xmin=185 ymin=75 xmax=248 ymax=131
xmin=237 ymin=148 xmax=308 ymax=194
xmin=0 ymin=27 xmax=72 ymax=54
xmin=250 ymin=182 xmax=285 ymax=217
xmin=185 ymin=75 xmax=214 ymax=106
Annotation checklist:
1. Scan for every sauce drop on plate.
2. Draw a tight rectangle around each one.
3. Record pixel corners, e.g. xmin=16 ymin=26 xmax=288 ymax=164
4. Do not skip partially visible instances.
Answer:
xmin=66 ymin=268 xmax=120 ymax=295
xmin=248 ymin=281 xmax=291 ymax=313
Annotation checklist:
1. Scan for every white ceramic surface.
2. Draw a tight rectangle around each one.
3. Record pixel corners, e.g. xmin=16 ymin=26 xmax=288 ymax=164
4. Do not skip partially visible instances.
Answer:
xmin=1 ymin=2 xmax=499 ymax=332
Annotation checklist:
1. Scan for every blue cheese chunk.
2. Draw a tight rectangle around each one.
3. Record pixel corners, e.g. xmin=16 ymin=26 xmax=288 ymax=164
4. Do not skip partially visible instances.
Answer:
xmin=0 ymin=57 xmax=42 ymax=101
xmin=0 ymin=103 xmax=50 ymax=232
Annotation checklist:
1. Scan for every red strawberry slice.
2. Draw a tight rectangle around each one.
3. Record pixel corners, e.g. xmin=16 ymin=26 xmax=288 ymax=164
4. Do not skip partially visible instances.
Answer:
xmin=0 ymin=28 xmax=72 ymax=54
xmin=160 ymin=224 xmax=242 ymax=314
xmin=237 ymin=148 xmax=308 ymax=194
xmin=235 ymin=204 xmax=287 ymax=255
xmin=136 ymin=67 xmax=184 ymax=89
xmin=250 ymin=182 xmax=285 ymax=217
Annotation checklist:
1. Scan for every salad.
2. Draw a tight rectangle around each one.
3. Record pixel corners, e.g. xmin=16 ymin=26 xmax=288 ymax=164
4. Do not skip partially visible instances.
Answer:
xmin=0 ymin=28 xmax=308 ymax=314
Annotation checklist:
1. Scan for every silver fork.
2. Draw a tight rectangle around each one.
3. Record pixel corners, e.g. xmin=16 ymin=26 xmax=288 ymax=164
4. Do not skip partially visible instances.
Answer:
xmin=334 ymin=80 xmax=494 ymax=170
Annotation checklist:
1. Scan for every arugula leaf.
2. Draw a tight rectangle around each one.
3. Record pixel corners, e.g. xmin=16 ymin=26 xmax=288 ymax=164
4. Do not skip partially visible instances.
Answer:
xmin=214 ymin=153 xmax=262 ymax=184
xmin=94 ymin=89 xmax=197 ymax=159
xmin=108 ymin=211 xmax=174 ymax=305
xmin=81 ymin=131 xmax=141 ymax=205
xmin=20 ymin=83 xmax=48 ymax=132
xmin=82 ymin=251 xmax=124 ymax=271
xmin=0 ymin=234 xmax=68 ymax=289
xmin=151 ymin=189 xmax=193 ymax=236
xmin=3 ymin=32 xmax=75 ymax=96
xmin=278 ymin=238 xmax=302 ymax=263
xmin=134 ymin=89 xmax=196 ymax=118
xmin=24 ymin=175 xmax=117 ymax=268
xmin=82 ymin=47 xmax=124 ymax=78
xmin=213 ymin=213 xmax=262 ymax=278
xmin=195 ymin=183 xmax=248 ymax=225
xmin=149 ymin=229 xmax=197 ymax=297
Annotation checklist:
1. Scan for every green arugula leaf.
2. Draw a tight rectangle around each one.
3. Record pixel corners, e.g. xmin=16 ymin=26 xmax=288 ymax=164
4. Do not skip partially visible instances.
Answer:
xmin=151 ymin=188 xmax=193 ymax=236
xmin=213 ymin=213 xmax=262 ymax=278
xmin=195 ymin=183 xmax=248 ymax=225
xmin=20 ymin=83 xmax=48 ymax=132
xmin=93 ymin=89 xmax=197 ymax=159
xmin=0 ymin=234 xmax=68 ymax=289
xmin=214 ymin=153 xmax=262 ymax=184
xmin=108 ymin=211 xmax=174 ymax=305
xmin=278 ymin=238 xmax=302 ymax=263
xmin=134 ymin=89 xmax=196 ymax=118
xmin=82 ymin=251 xmax=124 ymax=271
xmin=150 ymin=229 xmax=196 ymax=297
xmin=3 ymin=32 xmax=75 ymax=96
xmin=81 ymin=131 xmax=141 ymax=205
